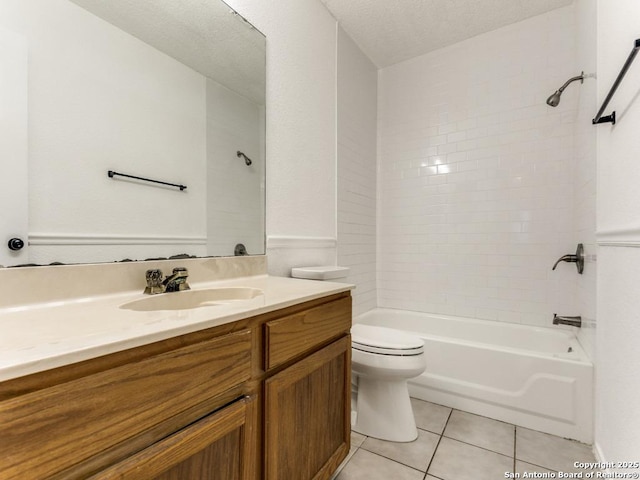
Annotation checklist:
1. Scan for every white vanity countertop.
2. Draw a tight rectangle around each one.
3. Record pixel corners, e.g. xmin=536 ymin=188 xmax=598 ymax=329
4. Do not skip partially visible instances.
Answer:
xmin=0 ymin=275 xmax=353 ymax=382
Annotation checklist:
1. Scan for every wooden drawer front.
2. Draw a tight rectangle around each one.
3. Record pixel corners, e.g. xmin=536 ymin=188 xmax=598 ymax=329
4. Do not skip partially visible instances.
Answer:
xmin=265 ymin=296 xmax=351 ymax=370
xmin=0 ymin=330 xmax=252 ymax=480
xmin=90 ymin=395 xmax=256 ymax=480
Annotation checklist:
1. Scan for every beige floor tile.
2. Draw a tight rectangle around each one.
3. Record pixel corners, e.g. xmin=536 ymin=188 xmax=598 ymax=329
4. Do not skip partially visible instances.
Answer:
xmin=516 ymin=461 xmax=556 ymax=474
xmin=428 ymin=437 xmax=513 ymax=480
xmin=443 ymin=410 xmax=515 ymax=456
xmin=351 ymin=431 xmax=366 ymax=448
xmin=361 ymin=428 xmax=440 ymax=472
xmin=410 ymin=397 xmax=452 ymax=434
xmin=516 ymin=427 xmax=595 ymax=473
xmin=335 ymin=449 xmax=425 ymax=480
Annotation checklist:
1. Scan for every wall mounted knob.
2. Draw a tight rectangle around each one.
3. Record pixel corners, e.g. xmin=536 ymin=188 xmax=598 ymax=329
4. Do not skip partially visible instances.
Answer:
xmin=8 ymin=238 xmax=25 ymax=251
xmin=552 ymin=243 xmax=584 ymax=274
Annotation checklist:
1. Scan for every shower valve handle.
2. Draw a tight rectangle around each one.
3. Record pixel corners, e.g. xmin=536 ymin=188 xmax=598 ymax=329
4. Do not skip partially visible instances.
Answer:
xmin=551 ymin=244 xmax=584 ymax=274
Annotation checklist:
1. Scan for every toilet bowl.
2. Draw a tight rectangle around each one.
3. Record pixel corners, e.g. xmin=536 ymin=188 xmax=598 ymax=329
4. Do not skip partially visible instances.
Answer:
xmin=351 ymin=324 xmax=426 ymax=442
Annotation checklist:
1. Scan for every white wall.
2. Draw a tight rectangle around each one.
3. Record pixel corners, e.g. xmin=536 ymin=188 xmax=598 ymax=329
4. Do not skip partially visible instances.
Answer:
xmin=1 ymin=0 xmax=208 ymax=264
xmin=337 ymin=27 xmax=378 ymax=316
xmin=377 ymin=7 xmax=582 ymax=327
xmin=0 ymin=27 xmax=28 ymax=267
xmin=594 ymin=0 xmax=640 ymax=465
xmin=206 ymin=79 xmax=265 ymax=257
xmin=224 ymin=0 xmax=339 ymax=276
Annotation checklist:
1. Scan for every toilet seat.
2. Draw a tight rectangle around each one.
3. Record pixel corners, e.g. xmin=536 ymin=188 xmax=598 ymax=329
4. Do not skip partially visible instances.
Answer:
xmin=352 ymin=324 xmax=424 ymax=356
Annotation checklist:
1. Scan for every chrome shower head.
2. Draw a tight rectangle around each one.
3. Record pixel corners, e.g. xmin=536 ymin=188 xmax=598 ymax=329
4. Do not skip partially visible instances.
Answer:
xmin=546 ymin=90 xmax=562 ymax=107
xmin=546 ymin=72 xmax=584 ymax=107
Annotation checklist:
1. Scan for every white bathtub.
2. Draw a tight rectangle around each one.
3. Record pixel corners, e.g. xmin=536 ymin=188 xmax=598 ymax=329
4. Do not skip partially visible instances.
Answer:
xmin=355 ymin=308 xmax=593 ymax=443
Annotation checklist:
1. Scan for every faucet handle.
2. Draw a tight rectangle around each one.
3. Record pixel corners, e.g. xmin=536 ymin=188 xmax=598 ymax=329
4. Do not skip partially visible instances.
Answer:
xmin=144 ymin=269 xmax=165 ymax=295
xmin=164 ymin=267 xmax=190 ymax=292
xmin=551 ymin=244 xmax=584 ymax=274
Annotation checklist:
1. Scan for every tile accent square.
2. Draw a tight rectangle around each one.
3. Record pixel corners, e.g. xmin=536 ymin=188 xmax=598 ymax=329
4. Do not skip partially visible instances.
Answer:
xmin=443 ymin=410 xmax=515 ymax=456
xmin=361 ymin=428 xmax=440 ymax=472
xmin=428 ymin=437 xmax=513 ymax=480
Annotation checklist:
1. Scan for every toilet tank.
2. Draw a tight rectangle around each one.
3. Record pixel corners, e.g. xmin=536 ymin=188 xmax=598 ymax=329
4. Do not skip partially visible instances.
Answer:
xmin=290 ymin=266 xmax=350 ymax=281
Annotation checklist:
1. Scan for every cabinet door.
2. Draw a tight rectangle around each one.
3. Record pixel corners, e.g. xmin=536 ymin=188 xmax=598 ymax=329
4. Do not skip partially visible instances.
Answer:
xmin=265 ymin=336 xmax=351 ymax=480
xmin=91 ymin=395 xmax=257 ymax=480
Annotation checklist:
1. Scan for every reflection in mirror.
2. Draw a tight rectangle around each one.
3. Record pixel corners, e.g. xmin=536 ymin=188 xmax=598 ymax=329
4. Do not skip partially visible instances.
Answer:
xmin=0 ymin=0 xmax=265 ymax=268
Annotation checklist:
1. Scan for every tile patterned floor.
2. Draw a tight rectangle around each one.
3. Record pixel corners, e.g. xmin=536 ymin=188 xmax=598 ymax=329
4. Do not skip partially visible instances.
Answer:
xmin=334 ymin=398 xmax=596 ymax=480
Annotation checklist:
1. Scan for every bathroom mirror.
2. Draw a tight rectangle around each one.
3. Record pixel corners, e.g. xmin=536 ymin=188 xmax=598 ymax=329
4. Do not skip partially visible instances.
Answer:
xmin=0 ymin=0 xmax=266 ymax=267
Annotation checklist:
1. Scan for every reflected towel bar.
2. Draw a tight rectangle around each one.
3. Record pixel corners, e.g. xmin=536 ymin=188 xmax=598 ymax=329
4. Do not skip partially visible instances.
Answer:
xmin=107 ymin=170 xmax=187 ymax=191
xmin=593 ymin=38 xmax=640 ymax=125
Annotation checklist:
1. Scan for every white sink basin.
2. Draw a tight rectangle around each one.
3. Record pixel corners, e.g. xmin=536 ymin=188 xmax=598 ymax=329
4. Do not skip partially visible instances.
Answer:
xmin=120 ymin=287 xmax=264 ymax=312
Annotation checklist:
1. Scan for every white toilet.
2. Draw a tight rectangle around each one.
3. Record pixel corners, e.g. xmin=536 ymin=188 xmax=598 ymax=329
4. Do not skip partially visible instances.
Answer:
xmin=351 ymin=324 xmax=426 ymax=442
xmin=290 ymin=266 xmax=426 ymax=443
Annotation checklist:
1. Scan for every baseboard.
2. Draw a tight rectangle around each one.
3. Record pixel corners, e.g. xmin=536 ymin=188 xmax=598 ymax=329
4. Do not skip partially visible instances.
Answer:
xmin=593 ymin=442 xmax=613 ymax=473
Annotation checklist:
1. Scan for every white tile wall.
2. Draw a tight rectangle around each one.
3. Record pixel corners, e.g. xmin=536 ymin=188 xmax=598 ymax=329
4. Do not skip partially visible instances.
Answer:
xmin=337 ymin=27 xmax=378 ymax=317
xmin=377 ymin=6 xmax=585 ymax=327
xmin=573 ymin=0 xmax=597 ymax=361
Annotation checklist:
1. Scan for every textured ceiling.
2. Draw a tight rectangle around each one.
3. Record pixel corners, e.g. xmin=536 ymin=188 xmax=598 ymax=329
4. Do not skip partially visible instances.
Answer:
xmin=70 ymin=0 xmax=265 ymax=104
xmin=319 ymin=0 xmax=574 ymax=67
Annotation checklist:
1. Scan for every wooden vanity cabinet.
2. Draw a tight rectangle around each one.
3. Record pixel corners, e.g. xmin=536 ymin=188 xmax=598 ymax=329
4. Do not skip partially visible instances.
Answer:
xmin=0 ymin=291 xmax=352 ymax=480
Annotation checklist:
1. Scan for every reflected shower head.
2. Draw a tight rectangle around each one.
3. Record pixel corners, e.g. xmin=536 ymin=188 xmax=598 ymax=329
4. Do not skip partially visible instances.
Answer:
xmin=237 ymin=151 xmax=252 ymax=166
xmin=546 ymin=72 xmax=584 ymax=107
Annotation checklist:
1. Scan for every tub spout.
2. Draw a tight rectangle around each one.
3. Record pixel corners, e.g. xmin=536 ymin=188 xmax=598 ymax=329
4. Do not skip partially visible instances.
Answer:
xmin=553 ymin=314 xmax=582 ymax=328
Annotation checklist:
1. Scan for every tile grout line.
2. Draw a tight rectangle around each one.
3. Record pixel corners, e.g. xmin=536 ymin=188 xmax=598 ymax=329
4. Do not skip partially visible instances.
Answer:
xmin=356 ymin=449 xmax=430 ymax=476
xmin=423 ymin=408 xmax=453 ymax=477
xmin=438 ymin=434 xmax=515 ymax=460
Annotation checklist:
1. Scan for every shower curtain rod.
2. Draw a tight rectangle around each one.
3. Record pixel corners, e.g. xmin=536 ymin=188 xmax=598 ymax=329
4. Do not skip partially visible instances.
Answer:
xmin=593 ymin=38 xmax=640 ymax=125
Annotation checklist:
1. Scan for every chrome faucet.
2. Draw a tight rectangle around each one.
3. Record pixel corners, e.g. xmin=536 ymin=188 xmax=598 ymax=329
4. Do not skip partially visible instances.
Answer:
xmin=553 ymin=314 xmax=582 ymax=328
xmin=144 ymin=267 xmax=190 ymax=294
xmin=552 ymin=244 xmax=585 ymax=274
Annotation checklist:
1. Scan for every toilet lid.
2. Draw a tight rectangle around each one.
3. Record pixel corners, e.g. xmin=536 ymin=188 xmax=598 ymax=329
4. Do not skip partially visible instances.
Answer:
xmin=351 ymin=324 xmax=424 ymax=355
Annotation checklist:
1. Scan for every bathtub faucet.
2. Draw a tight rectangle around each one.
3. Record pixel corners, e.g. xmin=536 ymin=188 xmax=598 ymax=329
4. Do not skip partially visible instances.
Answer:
xmin=553 ymin=314 xmax=582 ymax=328
xmin=551 ymin=244 xmax=585 ymax=274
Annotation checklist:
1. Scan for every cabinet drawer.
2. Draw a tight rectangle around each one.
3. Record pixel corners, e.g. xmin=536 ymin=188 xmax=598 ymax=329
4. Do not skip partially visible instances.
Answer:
xmin=0 ymin=329 xmax=252 ymax=480
xmin=265 ymin=296 xmax=351 ymax=370
xmin=90 ymin=395 xmax=256 ymax=480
